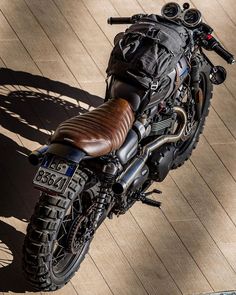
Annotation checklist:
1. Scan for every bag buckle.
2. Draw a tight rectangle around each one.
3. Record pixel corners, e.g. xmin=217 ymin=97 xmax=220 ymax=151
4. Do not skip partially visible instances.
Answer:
xmin=147 ymin=28 xmax=159 ymax=39
xmin=151 ymin=82 xmax=159 ymax=90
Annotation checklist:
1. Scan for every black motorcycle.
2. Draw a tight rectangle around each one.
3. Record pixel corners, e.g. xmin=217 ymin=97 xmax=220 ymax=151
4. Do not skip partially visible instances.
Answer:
xmin=23 ymin=2 xmax=234 ymax=291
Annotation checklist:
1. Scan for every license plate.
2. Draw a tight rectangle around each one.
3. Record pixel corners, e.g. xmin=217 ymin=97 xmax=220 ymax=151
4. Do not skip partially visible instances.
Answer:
xmin=33 ymin=155 xmax=76 ymax=193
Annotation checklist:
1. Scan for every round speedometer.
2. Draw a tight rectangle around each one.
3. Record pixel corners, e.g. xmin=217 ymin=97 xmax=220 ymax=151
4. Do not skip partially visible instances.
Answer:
xmin=183 ymin=8 xmax=202 ymax=27
xmin=161 ymin=2 xmax=181 ymax=20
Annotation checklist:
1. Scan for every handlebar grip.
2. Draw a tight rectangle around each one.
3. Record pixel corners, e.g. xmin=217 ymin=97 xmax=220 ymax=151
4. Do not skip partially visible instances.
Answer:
xmin=107 ymin=17 xmax=132 ymax=25
xmin=212 ymin=44 xmax=235 ymax=64
xmin=213 ymin=44 xmax=235 ymax=64
xmin=203 ymin=34 xmax=235 ymax=64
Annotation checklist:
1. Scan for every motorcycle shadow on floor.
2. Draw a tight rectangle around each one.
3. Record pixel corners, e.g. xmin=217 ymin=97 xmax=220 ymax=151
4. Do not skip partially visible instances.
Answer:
xmin=0 ymin=68 xmax=103 ymax=292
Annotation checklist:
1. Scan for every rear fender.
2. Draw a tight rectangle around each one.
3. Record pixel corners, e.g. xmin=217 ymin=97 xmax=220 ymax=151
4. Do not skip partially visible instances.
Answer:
xmin=47 ymin=143 xmax=86 ymax=163
xmin=32 ymin=144 xmax=88 ymax=196
xmin=28 ymin=143 xmax=87 ymax=165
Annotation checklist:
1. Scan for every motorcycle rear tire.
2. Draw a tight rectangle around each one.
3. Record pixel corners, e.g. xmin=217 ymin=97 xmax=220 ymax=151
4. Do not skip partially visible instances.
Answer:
xmin=23 ymin=170 xmax=93 ymax=291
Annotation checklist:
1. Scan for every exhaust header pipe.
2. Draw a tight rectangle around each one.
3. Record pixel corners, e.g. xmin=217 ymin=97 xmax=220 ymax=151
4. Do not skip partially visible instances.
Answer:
xmin=112 ymin=107 xmax=187 ymax=194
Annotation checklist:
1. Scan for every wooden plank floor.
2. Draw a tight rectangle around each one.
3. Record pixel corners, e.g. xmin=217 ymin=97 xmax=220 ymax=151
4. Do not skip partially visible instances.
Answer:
xmin=0 ymin=0 xmax=235 ymax=294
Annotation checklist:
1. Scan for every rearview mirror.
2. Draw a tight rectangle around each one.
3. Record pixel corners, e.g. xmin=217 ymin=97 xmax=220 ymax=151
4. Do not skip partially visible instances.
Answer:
xmin=209 ymin=66 xmax=227 ymax=85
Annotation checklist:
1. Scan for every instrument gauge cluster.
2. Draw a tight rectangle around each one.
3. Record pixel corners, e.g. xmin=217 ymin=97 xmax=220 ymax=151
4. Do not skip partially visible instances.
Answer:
xmin=182 ymin=8 xmax=202 ymax=27
xmin=161 ymin=2 xmax=202 ymax=28
xmin=161 ymin=2 xmax=181 ymax=20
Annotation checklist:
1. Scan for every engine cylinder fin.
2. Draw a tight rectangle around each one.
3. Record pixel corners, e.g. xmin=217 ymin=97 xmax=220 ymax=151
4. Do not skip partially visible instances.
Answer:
xmin=151 ymin=117 xmax=173 ymax=132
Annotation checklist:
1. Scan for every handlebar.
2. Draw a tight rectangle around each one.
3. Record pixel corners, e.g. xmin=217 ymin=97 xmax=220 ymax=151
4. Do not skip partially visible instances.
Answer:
xmin=201 ymin=34 xmax=235 ymax=64
xmin=107 ymin=17 xmax=132 ymax=25
xmin=107 ymin=15 xmax=235 ymax=65
xmin=107 ymin=14 xmax=146 ymax=25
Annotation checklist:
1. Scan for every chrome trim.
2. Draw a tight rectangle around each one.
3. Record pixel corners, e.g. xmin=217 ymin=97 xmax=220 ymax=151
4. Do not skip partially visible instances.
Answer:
xmin=161 ymin=2 xmax=182 ymax=20
xmin=182 ymin=8 xmax=202 ymax=28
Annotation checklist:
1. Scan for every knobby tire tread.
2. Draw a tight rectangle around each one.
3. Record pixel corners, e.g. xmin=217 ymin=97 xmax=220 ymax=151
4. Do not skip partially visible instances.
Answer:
xmin=23 ymin=170 xmax=89 ymax=291
xmin=172 ymin=58 xmax=213 ymax=169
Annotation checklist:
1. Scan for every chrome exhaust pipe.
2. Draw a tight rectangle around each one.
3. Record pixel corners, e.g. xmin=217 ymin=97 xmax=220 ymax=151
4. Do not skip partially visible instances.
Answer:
xmin=28 ymin=145 xmax=48 ymax=166
xmin=112 ymin=107 xmax=187 ymax=194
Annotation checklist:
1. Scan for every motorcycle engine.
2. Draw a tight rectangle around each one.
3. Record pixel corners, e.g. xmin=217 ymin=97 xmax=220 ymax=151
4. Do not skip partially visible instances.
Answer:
xmin=147 ymin=144 xmax=176 ymax=181
xmin=144 ymin=101 xmax=177 ymax=182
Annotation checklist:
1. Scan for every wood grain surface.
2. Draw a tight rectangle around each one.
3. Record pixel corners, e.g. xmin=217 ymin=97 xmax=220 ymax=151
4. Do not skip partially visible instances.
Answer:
xmin=0 ymin=1 xmax=235 ymax=295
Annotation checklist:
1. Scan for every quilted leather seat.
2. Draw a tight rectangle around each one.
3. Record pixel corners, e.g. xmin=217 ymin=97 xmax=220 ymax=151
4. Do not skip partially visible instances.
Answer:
xmin=51 ymin=98 xmax=134 ymax=157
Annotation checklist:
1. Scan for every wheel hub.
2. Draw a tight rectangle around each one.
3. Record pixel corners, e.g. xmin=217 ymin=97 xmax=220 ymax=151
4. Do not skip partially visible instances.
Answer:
xmin=66 ymin=216 xmax=88 ymax=254
xmin=66 ymin=208 xmax=95 ymax=255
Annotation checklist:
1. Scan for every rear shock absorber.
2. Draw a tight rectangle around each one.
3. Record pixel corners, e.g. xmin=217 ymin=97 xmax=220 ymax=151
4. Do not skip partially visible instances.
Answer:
xmin=93 ymin=162 xmax=118 ymax=227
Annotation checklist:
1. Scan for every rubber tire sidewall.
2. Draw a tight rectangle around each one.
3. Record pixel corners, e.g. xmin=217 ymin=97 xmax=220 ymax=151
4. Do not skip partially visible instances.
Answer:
xmin=23 ymin=170 xmax=93 ymax=291
xmin=172 ymin=57 xmax=213 ymax=169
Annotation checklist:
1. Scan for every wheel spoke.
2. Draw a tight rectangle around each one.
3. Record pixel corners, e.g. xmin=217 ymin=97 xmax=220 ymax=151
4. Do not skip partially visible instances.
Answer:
xmin=50 ymin=187 xmax=96 ymax=275
xmin=72 ymin=202 xmax=80 ymax=214
xmin=63 ymin=218 xmax=72 ymax=223
xmin=61 ymin=222 xmax=67 ymax=235
xmin=53 ymin=252 xmax=66 ymax=262
xmin=53 ymin=247 xmax=65 ymax=261
xmin=57 ymin=233 xmax=66 ymax=243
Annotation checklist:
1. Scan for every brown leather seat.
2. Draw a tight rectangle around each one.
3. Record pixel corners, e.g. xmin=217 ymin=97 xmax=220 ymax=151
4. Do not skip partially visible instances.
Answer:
xmin=51 ymin=98 xmax=134 ymax=157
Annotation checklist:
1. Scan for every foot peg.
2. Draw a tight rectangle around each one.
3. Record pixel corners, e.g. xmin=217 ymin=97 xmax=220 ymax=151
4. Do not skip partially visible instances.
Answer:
xmin=142 ymin=198 xmax=162 ymax=208
xmin=140 ymin=189 xmax=162 ymax=208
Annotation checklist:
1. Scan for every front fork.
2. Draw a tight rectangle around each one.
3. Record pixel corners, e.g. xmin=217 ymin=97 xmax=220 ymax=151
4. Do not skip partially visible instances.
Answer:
xmin=190 ymin=56 xmax=203 ymax=121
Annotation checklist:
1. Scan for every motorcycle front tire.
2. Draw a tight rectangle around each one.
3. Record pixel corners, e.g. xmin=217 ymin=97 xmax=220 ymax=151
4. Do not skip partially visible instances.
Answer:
xmin=172 ymin=57 xmax=213 ymax=169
